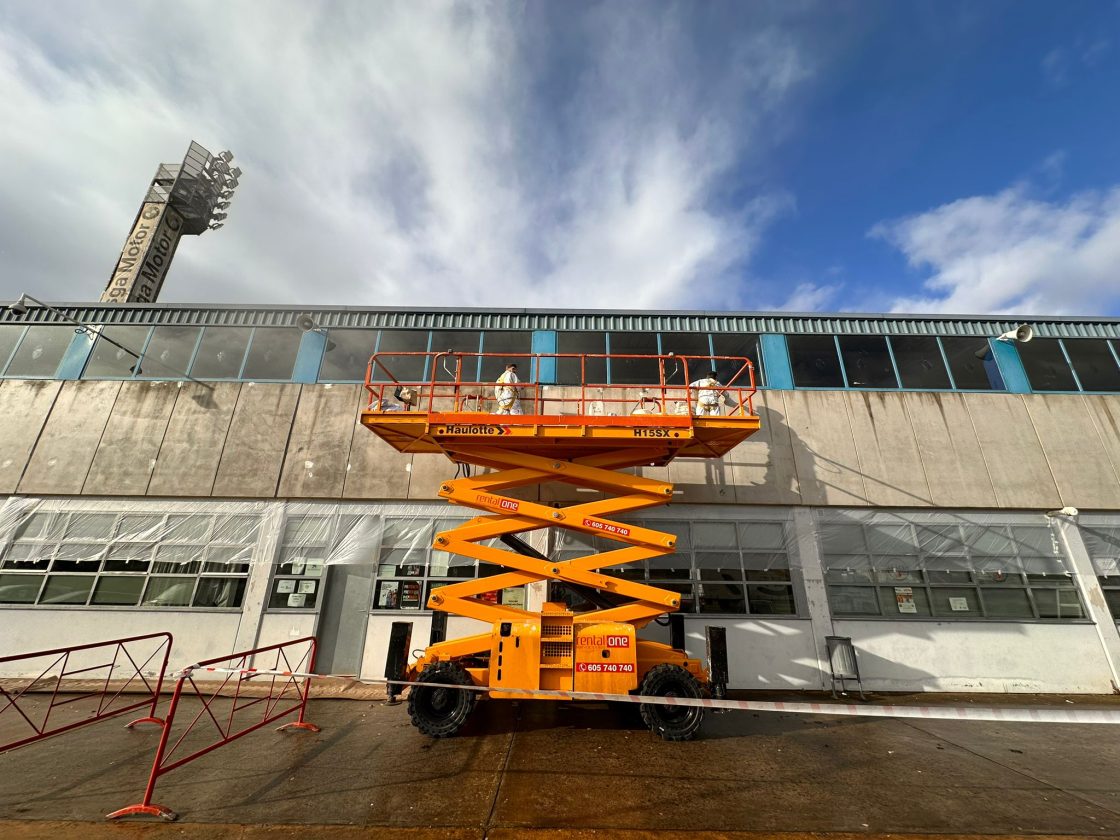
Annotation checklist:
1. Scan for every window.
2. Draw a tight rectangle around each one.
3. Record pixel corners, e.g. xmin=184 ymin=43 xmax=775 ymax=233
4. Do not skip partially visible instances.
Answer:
xmin=889 ymin=336 xmax=952 ymax=389
xmin=940 ymin=337 xmax=1005 ymax=390
xmin=371 ymin=517 xmax=480 ymax=611
xmin=585 ymin=518 xmax=796 ymax=617
xmin=429 ymin=331 xmax=481 ymax=382
xmin=1082 ymin=520 xmax=1120 ymax=621
xmin=242 ymin=328 xmax=301 ymax=380
xmin=821 ymin=513 xmax=1083 ymax=621
xmin=189 ymin=327 xmax=252 ymax=379
xmin=0 ymin=325 xmax=28 ymax=373
xmin=1063 ymin=339 xmax=1120 ymax=391
xmin=4 ymin=326 xmax=74 ymax=378
xmin=711 ymin=333 xmax=762 ymax=388
xmin=269 ymin=515 xmax=334 ymax=610
xmin=371 ymin=330 xmax=429 ymax=382
xmin=608 ymin=332 xmax=659 ymax=384
xmin=139 ymin=326 xmax=202 ymax=379
xmin=838 ymin=335 xmax=898 ymax=388
xmin=0 ymin=504 xmax=258 ymax=609
xmin=319 ymin=329 xmax=379 ymax=382
xmin=82 ymin=326 xmax=151 ymax=378
xmin=661 ymin=333 xmax=712 ymax=384
xmin=788 ymin=335 xmax=843 ymax=387
xmin=556 ymin=332 xmax=606 ymax=385
xmin=1018 ymin=338 xmax=1079 ymax=392
xmin=480 ymin=331 xmax=533 ymax=383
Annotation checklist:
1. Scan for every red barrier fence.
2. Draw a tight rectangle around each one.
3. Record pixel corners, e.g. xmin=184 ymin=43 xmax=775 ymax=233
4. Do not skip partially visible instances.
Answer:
xmin=107 ymin=636 xmax=320 ymax=822
xmin=0 ymin=632 xmax=171 ymax=753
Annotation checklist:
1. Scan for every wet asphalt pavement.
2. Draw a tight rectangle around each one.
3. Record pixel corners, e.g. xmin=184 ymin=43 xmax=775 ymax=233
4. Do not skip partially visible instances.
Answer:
xmin=2 ymin=691 xmax=1120 ymax=838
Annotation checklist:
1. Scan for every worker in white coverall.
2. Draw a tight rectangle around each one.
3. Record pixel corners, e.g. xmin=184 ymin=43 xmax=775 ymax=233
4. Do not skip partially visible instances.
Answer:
xmin=688 ymin=370 xmax=724 ymax=416
xmin=494 ymin=363 xmax=523 ymax=415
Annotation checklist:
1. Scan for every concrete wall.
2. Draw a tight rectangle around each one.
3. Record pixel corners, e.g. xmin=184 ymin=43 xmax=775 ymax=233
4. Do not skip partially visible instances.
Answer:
xmin=0 ymin=609 xmax=242 ymax=677
xmin=1 ymin=379 xmax=1118 ymax=508
xmin=833 ymin=620 xmax=1112 ymax=693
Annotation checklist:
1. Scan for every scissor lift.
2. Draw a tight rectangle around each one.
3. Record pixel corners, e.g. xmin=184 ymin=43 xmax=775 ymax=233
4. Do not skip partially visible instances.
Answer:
xmin=361 ymin=351 xmax=760 ymax=739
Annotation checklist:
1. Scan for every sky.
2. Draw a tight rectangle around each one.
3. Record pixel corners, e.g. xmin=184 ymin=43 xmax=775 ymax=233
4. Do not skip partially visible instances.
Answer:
xmin=0 ymin=0 xmax=1118 ymax=317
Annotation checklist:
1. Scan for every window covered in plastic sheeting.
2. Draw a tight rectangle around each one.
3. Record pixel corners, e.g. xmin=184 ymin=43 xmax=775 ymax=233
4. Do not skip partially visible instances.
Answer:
xmin=1081 ymin=517 xmax=1120 ymax=621
xmin=0 ymin=498 xmax=264 ymax=609
xmin=819 ymin=510 xmax=1083 ymax=621
xmin=565 ymin=515 xmax=798 ymax=617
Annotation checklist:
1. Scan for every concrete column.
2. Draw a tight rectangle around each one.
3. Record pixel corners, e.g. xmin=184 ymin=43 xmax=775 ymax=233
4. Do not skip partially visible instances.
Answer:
xmin=233 ymin=502 xmax=287 ymax=654
xmin=791 ymin=507 xmax=832 ymax=690
xmin=1051 ymin=514 xmax=1120 ymax=693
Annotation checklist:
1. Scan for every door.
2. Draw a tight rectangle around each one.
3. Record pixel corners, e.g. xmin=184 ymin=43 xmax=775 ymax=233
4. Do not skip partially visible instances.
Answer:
xmin=314 ymin=562 xmax=375 ymax=675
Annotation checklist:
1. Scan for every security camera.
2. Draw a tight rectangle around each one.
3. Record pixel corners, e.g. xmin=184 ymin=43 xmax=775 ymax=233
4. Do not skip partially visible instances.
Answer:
xmin=1046 ymin=506 xmax=1079 ymax=517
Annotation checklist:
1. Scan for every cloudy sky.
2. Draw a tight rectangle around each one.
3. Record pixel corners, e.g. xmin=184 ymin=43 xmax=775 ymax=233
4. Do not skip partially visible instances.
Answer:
xmin=1 ymin=1 xmax=1118 ymax=316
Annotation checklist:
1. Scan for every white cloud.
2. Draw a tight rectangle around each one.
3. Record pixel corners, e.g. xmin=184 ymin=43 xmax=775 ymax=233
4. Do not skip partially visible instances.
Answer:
xmin=0 ymin=1 xmax=813 ymax=311
xmin=872 ymin=183 xmax=1120 ymax=315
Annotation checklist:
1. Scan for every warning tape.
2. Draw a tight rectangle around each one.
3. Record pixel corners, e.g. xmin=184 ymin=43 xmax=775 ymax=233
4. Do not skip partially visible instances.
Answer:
xmin=180 ymin=665 xmax=1120 ymax=725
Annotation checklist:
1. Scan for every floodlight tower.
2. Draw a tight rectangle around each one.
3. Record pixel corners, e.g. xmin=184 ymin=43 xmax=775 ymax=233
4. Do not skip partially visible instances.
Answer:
xmin=101 ymin=141 xmax=241 ymax=304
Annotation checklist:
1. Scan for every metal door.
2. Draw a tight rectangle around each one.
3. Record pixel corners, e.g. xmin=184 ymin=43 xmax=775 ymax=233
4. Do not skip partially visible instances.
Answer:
xmin=314 ymin=562 xmax=374 ymax=675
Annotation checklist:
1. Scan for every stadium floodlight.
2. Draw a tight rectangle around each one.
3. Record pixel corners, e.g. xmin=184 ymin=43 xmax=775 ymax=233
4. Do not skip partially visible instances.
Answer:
xmin=219 ymin=150 xmax=234 ymax=162
xmin=230 ymin=167 xmax=242 ymax=178
xmin=208 ymin=221 xmax=224 ymax=230
xmin=215 ymin=200 xmax=231 ymax=210
xmin=6 ymin=292 xmax=213 ymax=388
xmin=210 ymin=212 xmax=228 ymax=221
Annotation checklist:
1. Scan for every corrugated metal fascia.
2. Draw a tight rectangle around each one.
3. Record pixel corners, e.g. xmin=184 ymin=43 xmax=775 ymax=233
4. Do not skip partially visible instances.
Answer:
xmin=4 ymin=302 xmax=1120 ymax=338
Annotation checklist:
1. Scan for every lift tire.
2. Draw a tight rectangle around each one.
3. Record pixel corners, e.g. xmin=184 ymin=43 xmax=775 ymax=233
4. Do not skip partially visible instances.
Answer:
xmin=408 ymin=662 xmax=478 ymax=738
xmin=638 ymin=664 xmax=704 ymax=741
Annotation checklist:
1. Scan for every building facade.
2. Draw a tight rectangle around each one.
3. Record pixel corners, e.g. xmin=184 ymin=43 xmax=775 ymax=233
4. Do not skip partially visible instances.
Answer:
xmin=2 ymin=303 xmax=1120 ymax=693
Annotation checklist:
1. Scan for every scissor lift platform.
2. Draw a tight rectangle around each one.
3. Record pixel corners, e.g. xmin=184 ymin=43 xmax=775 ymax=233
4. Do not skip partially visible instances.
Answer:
xmin=361 ymin=350 xmax=761 ymax=740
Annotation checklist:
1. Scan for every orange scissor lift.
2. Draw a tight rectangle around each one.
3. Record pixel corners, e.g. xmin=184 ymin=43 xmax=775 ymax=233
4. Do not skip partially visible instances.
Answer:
xmin=361 ymin=351 xmax=760 ymax=740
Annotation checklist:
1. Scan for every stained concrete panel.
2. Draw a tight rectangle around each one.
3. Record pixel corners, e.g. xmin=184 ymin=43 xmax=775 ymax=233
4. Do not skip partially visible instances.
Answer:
xmin=781 ymin=390 xmax=868 ymax=506
xmin=961 ymin=393 xmax=1061 ymax=509
xmin=343 ymin=417 xmax=413 ymax=500
xmin=212 ymin=383 xmax=301 ymax=498
xmin=408 ymin=453 xmax=453 ymax=501
xmin=277 ymin=384 xmax=361 ymax=499
xmin=843 ymin=391 xmax=932 ymax=507
xmin=18 ymin=381 xmax=121 ymax=495
xmin=668 ymin=456 xmax=735 ymax=504
xmin=901 ymin=392 xmax=998 ymax=508
xmin=1083 ymin=396 xmax=1120 ymax=496
xmin=1024 ymin=394 xmax=1120 ymax=509
xmin=148 ymin=382 xmax=240 ymax=497
xmin=0 ymin=380 xmax=61 ymax=493
xmin=84 ymin=381 xmax=179 ymax=495
xmin=729 ymin=390 xmax=801 ymax=505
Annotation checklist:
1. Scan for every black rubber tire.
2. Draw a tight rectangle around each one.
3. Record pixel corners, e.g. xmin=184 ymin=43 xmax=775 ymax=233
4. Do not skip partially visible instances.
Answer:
xmin=638 ymin=663 xmax=704 ymax=741
xmin=407 ymin=662 xmax=478 ymax=738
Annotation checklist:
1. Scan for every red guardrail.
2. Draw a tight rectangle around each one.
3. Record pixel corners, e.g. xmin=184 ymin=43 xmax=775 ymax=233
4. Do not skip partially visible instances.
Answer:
xmin=107 ymin=636 xmax=320 ymax=822
xmin=0 ymin=632 xmax=171 ymax=753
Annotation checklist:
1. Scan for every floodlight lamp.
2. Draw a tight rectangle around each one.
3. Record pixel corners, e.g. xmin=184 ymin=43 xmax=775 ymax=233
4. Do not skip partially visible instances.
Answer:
xmin=219 ymin=150 xmax=234 ymax=162
xmin=215 ymin=200 xmax=231 ymax=210
xmin=8 ymin=293 xmax=31 ymax=316
xmin=208 ymin=222 xmax=224 ymax=230
xmin=230 ymin=167 xmax=242 ymax=178
xmin=210 ymin=160 xmax=230 ymax=175
xmin=226 ymin=176 xmax=239 ymax=189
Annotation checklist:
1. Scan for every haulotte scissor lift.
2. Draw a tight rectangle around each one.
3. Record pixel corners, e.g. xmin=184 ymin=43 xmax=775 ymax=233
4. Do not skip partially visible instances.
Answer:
xmin=360 ymin=351 xmax=760 ymax=740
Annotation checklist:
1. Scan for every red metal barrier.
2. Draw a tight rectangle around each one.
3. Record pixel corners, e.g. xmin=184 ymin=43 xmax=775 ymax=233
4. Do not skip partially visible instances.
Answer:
xmin=0 ymin=632 xmax=171 ymax=753
xmin=107 ymin=636 xmax=320 ymax=822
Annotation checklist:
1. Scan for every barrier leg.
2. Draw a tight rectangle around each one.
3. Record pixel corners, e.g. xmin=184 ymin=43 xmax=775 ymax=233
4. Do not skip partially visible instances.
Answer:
xmin=278 ymin=647 xmax=320 ymax=733
xmin=106 ymin=681 xmax=182 ymax=822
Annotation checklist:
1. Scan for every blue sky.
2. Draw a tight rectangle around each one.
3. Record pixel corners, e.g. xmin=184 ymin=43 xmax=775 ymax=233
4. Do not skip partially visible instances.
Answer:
xmin=0 ymin=1 xmax=1118 ymax=316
